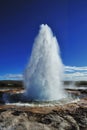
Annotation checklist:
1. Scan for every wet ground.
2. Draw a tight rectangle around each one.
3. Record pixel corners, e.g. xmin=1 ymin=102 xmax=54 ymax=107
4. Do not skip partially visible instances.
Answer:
xmin=0 ymin=80 xmax=87 ymax=130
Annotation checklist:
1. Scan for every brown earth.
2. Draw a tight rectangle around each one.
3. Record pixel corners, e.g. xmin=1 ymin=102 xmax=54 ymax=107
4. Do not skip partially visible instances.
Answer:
xmin=0 ymin=98 xmax=87 ymax=130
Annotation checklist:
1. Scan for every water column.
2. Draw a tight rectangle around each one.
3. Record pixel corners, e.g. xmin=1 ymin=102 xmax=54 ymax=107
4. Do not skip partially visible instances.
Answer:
xmin=24 ymin=24 xmax=65 ymax=101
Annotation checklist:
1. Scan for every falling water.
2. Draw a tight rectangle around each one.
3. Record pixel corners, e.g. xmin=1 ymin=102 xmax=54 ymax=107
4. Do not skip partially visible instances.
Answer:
xmin=24 ymin=24 xmax=65 ymax=101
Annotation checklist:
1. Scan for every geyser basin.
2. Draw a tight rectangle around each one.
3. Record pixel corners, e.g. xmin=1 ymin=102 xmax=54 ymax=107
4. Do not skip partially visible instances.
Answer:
xmin=6 ymin=98 xmax=80 ymax=107
xmin=24 ymin=24 xmax=66 ymax=101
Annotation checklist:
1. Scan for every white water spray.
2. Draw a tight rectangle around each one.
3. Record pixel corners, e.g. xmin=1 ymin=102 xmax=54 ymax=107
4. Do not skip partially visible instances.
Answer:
xmin=24 ymin=24 xmax=65 ymax=101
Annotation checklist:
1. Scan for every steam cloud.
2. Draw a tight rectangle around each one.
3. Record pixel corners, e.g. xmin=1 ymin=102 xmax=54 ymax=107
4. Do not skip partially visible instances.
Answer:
xmin=24 ymin=24 xmax=65 ymax=101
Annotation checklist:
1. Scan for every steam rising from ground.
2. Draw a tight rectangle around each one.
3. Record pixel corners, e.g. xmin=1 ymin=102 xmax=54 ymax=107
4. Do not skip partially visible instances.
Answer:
xmin=24 ymin=24 xmax=66 ymax=101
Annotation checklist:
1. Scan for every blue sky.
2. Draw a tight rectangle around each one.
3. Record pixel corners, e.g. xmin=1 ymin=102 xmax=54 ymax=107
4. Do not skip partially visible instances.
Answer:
xmin=0 ymin=0 xmax=87 ymax=80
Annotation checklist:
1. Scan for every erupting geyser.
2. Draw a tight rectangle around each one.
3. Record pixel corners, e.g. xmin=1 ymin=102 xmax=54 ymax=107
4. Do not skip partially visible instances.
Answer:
xmin=24 ymin=24 xmax=65 ymax=101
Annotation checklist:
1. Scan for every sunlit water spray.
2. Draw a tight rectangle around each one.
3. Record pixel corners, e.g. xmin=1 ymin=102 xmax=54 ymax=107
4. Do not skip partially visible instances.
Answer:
xmin=24 ymin=24 xmax=66 ymax=101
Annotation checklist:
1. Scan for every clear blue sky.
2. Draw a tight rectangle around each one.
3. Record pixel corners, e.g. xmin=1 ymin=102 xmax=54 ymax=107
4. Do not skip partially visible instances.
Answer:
xmin=0 ymin=0 xmax=87 ymax=77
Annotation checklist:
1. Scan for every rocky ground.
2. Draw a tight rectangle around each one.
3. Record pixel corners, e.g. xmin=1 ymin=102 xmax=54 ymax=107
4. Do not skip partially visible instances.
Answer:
xmin=0 ymin=98 xmax=87 ymax=130
xmin=0 ymin=80 xmax=87 ymax=130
